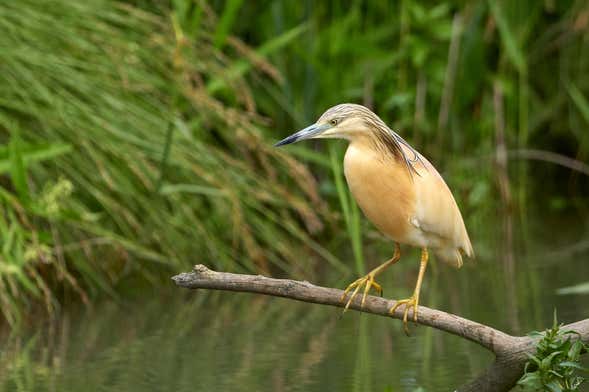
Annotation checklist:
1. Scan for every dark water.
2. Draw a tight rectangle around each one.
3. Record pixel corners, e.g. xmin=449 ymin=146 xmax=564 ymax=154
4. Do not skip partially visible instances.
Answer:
xmin=1 ymin=211 xmax=588 ymax=391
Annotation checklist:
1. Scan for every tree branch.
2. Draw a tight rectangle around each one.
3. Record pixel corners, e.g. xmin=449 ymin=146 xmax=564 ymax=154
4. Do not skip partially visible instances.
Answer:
xmin=172 ymin=265 xmax=589 ymax=392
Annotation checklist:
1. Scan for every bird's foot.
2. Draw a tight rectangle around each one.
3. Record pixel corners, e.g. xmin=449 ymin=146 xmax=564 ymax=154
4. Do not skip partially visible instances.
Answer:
xmin=340 ymin=273 xmax=383 ymax=312
xmin=389 ymin=295 xmax=418 ymax=335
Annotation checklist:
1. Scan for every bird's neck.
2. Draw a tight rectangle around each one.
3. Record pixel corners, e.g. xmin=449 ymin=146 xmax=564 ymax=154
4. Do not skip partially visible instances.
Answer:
xmin=347 ymin=133 xmax=397 ymax=163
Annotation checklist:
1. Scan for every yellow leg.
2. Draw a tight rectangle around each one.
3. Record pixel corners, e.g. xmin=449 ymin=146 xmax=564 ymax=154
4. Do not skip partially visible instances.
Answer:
xmin=341 ymin=243 xmax=401 ymax=312
xmin=389 ymin=247 xmax=428 ymax=335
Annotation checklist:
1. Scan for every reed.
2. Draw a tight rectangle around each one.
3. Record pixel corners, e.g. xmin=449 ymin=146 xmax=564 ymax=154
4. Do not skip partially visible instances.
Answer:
xmin=1 ymin=0 xmax=588 ymax=325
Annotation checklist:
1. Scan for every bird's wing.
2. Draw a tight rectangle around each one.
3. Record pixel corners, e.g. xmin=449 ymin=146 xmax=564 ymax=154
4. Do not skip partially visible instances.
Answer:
xmin=380 ymin=126 xmax=429 ymax=178
xmin=398 ymin=144 xmax=474 ymax=258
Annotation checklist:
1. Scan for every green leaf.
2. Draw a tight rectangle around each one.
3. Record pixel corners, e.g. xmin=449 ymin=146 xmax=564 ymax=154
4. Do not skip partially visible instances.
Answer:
xmin=527 ymin=353 xmax=542 ymax=367
xmin=518 ymin=371 xmax=541 ymax=386
xmin=2 ymin=222 xmax=17 ymax=257
xmin=15 ymin=270 xmax=41 ymax=297
xmin=207 ymin=22 xmax=308 ymax=94
xmin=565 ymin=82 xmax=589 ymax=125
xmin=559 ymin=361 xmax=587 ymax=371
xmin=567 ymin=341 xmax=584 ymax=361
xmin=8 ymin=128 xmax=30 ymax=203
xmin=159 ymin=183 xmax=227 ymax=197
xmin=545 ymin=380 xmax=563 ymax=392
xmin=540 ymin=351 xmax=562 ymax=370
xmin=488 ymin=0 xmax=525 ymax=73
xmin=548 ymin=369 xmax=563 ymax=378
xmin=0 ymin=143 xmax=72 ymax=174
xmin=213 ymin=0 xmax=244 ymax=48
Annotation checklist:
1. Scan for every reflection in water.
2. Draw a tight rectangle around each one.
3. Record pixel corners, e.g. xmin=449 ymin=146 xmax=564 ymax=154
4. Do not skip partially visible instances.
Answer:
xmin=0 ymin=212 xmax=588 ymax=391
xmin=493 ymin=81 xmax=520 ymax=334
xmin=352 ymin=315 xmax=370 ymax=392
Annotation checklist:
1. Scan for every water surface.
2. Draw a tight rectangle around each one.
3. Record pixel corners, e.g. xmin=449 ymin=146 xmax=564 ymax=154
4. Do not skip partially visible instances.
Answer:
xmin=1 ymin=211 xmax=588 ymax=391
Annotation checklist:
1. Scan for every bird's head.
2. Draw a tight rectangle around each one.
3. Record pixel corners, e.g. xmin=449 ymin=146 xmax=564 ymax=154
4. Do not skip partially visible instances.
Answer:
xmin=274 ymin=103 xmax=379 ymax=146
xmin=275 ymin=103 xmax=427 ymax=177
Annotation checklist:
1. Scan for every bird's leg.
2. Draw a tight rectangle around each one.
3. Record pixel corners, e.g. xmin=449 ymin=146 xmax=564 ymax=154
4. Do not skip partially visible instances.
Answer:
xmin=389 ymin=248 xmax=428 ymax=335
xmin=341 ymin=243 xmax=401 ymax=312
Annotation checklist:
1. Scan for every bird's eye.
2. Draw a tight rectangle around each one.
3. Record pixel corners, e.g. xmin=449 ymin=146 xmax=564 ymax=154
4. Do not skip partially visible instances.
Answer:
xmin=329 ymin=119 xmax=338 ymax=126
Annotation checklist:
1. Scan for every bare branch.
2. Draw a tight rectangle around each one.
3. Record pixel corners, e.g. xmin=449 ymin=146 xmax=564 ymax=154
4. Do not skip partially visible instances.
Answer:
xmin=172 ymin=265 xmax=589 ymax=392
xmin=173 ymin=265 xmax=517 ymax=353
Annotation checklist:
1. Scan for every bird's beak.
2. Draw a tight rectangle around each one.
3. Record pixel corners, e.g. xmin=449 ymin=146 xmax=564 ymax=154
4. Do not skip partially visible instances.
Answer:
xmin=274 ymin=123 xmax=331 ymax=147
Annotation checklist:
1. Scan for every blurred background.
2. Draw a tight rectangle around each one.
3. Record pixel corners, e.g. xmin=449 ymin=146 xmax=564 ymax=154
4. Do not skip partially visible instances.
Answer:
xmin=1 ymin=0 xmax=588 ymax=390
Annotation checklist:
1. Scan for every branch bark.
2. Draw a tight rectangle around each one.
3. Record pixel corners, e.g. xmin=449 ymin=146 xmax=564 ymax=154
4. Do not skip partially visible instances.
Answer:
xmin=172 ymin=265 xmax=589 ymax=391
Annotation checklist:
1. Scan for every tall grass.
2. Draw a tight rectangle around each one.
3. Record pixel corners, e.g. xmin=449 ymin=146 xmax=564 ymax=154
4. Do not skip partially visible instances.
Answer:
xmin=1 ymin=0 xmax=589 ymax=326
xmin=246 ymin=0 xmax=589 ymax=268
xmin=251 ymin=0 xmax=589 ymax=190
xmin=0 ymin=0 xmax=345 ymax=326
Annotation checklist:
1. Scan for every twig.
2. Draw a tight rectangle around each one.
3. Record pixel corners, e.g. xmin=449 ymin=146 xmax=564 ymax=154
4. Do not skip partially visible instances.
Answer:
xmin=172 ymin=265 xmax=589 ymax=392
xmin=509 ymin=148 xmax=589 ymax=177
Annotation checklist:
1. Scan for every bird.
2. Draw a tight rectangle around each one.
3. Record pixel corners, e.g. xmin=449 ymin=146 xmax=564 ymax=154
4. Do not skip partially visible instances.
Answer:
xmin=274 ymin=103 xmax=473 ymax=333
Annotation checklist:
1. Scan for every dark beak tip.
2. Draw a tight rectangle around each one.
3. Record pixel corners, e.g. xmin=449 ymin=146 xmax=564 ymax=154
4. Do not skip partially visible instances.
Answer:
xmin=274 ymin=135 xmax=297 ymax=147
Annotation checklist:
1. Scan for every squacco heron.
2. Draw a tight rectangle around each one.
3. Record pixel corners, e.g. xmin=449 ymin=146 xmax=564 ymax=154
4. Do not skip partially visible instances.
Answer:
xmin=275 ymin=103 xmax=473 ymax=333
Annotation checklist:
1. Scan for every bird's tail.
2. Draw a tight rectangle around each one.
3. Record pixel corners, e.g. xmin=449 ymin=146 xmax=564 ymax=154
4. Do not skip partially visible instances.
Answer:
xmin=433 ymin=248 xmax=463 ymax=268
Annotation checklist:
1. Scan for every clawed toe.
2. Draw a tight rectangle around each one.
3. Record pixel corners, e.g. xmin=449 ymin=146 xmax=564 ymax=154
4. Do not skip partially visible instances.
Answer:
xmin=340 ymin=274 xmax=382 ymax=312
xmin=389 ymin=296 xmax=419 ymax=335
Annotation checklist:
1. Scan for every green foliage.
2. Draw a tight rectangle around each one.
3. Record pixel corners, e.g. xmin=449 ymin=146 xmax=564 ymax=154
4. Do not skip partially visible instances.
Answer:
xmin=518 ymin=314 xmax=588 ymax=391
xmin=0 ymin=131 xmax=80 ymax=326
xmin=1 ymin=0 xmax=589 ymax=324
xmin=328 ymin=144 xmax=364 ymax=274
xmin=0 ymin=0 xmax=345 ymax=325
xmin=248 ymin=0 xmax=589 ymax=187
